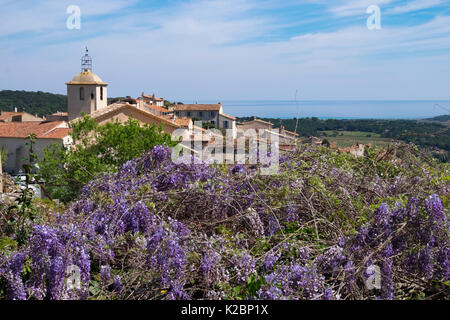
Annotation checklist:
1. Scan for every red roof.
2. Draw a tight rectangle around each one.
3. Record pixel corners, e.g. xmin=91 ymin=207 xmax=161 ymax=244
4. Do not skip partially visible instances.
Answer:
xmin=83 ymin=103 xmax=180 ymax=129
xmin=0 ymin=121 xmax=70 ymax=139
xmin=241 ymin=118 xmax=273 ymax=126
xmin=42 ymin=128 xmax=72 ymax=139
xmin=220 ymin=113 xmax=236 ymax=120
xmin=146 ymin=104 xmax=168 ymax=113
xmin=142 ymin=94 xmax=164 ymax=101
xmin=174 ymin=104 xmax=222 ymax=112
xmin=0 ymin=112 xmax=25 ymax=121
xmin=174 ymin=117 xmax=192 ymax=127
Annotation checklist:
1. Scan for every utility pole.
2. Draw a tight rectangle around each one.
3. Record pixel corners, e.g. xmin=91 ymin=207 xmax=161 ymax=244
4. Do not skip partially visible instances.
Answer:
xmin=294 ymin=90 xmax=300 ymax=134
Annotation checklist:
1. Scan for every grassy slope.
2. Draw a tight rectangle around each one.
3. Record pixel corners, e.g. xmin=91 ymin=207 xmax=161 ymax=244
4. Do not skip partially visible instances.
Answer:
xmin=321 ymin=131 xmax=390 ymax=148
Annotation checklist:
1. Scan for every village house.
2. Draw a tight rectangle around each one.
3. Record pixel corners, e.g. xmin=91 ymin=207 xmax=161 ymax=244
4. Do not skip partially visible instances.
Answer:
xmin=172 ymin=103 xmax=237 ymax=139
xmin=44 ymin=111 xmax=68 ymax=122
xmin=236 ymin=117 xmax=299 ymax=150
xmin=279 ymin=126 xmax=299 ymax=140
xmin=139 ymin=100 xmax=170 ymax=117
xmin=0 ymin=111 xmax=43 ymax=122
xmin=140 ymin=93 xmax=164 ymax=107
xmin=109 ymin=97 xmax=138 ymax=106
xmin=237 ymin=117 xmax=273 ymax=132
xmin=78 ymin=102 xmax=182 ymax=135
xmin=173 ymin=103 xmax=222 ymax=124
xmin=0 ymin=121 xmax=71 ymax=173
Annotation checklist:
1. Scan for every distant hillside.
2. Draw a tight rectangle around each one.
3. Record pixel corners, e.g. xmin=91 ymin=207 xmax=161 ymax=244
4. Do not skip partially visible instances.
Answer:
xmin=237 ymin=116 xmax=450 ymax=162
xmin=426 ymin=115 xmax=450 ymax=122
xmin=0 ymin=90 xmax=67 ymax=117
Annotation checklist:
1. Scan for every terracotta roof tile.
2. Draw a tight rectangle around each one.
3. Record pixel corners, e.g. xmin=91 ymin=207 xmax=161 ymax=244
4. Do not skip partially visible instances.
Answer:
xmin=42 ymin=128 xmax=72 ymax=139
xmin=79 ymin=103 xmax=180 ymax=129
xmin=0 ymin=121 xmax=68 ymax=139
xmin=220 ymin=113 xmax=236 ymax=120
xmin=0 ymin=112 xmax=25 ymax=121
xmin=174 ymin=117 xmax=192 ymax=127
xmin=142 ymin=94 xmax=164 ymax=101
xmin=240 ymin=118 xmax=273 ymax=126
xmin=174 ymin=104 xmax=222 ymax=112
xmin=146 ymin=104 xmax=169 ymax=113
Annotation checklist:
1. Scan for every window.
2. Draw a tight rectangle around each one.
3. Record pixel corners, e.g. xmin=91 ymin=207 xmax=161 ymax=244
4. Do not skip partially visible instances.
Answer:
xmin=210 ymin=112 xmax=215 ymax=117
xmin=223 ymin=120 xmax=229 ymax=128
xmin=187 ymin=112 xmax=191 ymax=117
xmin=80 ymin=87 xmax=85 ymax=100
xmin=100 ymin=87 xmax=103 ymax=100
xmin=199 ymin=111 xmax=203 ymax=117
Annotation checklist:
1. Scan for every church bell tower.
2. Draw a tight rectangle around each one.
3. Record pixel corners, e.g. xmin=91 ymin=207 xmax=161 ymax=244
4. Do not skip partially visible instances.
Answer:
xmin=66 ymin=48 xmax=108 ymax=121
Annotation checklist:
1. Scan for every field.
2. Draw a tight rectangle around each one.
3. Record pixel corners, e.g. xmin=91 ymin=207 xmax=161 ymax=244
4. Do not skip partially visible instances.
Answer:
xmin=320 ymin=131 xmax=392 ymax=148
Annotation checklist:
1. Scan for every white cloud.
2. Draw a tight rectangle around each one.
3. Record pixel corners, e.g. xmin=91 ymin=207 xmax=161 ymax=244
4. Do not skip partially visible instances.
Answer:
xmin=387 ymin=0 xmax=445 ymax=14
xmin=327 ymin=0 xmax=395 ymax=17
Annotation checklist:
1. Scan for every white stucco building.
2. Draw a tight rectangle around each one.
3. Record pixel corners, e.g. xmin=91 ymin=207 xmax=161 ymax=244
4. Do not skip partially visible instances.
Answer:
xmin=173 ymin=103 xmax=237 ymax=139
xmin=0 ymin=121 xmax=71 ymax=173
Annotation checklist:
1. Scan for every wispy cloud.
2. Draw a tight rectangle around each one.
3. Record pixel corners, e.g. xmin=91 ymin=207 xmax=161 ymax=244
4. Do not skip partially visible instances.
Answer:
xmin=325 ymin=0 xmax=395 ymax=17
xmin=387 ymin=0 xmax=445 ymax=14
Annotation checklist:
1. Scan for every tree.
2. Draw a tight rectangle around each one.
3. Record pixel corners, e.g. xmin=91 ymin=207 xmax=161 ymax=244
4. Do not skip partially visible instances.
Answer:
xmin=0 ymin=90 xmax=67 ymax=116
xmin=37 ymin=116 xmax=176 ymax=202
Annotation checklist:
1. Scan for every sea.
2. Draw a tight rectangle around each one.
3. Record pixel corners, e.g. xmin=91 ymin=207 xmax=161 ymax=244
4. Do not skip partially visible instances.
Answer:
xmin=184 ymin=100 xmax=450 ymax=120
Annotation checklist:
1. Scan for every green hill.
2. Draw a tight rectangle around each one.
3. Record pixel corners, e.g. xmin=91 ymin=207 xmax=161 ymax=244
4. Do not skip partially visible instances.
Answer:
xmin=426 ymin=115 xmax=450 ymax=122
xmin=0 ymin=90 xmax=67 ymax=117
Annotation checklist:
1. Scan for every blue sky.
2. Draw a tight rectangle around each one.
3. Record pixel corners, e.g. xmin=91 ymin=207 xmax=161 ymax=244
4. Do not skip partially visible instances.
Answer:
xmin=1 ymin=0 xmax=450 ymax=102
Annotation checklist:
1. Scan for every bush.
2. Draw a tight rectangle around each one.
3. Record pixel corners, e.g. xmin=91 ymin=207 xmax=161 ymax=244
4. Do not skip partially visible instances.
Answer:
xmin=1 ymin=143 xmax=448 ymax=300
